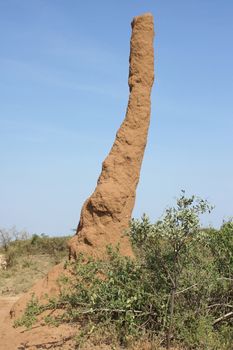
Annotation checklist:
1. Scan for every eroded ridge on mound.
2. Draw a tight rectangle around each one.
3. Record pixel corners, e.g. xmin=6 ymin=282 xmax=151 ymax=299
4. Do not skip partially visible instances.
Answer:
xmin=68 ymin=13 xmax=155 ymax=260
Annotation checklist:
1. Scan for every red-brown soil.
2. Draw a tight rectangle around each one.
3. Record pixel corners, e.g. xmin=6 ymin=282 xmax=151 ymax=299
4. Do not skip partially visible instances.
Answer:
xmin=0 ymin=295 xmax=77 ymax=349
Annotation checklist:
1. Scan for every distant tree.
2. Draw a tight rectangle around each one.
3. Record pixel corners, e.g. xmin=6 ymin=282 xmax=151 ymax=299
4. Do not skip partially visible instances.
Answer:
xmin=0 ymin=228 xmax=12 ymax=251
xmin=0 ymin=227 xmax=30 ymax=251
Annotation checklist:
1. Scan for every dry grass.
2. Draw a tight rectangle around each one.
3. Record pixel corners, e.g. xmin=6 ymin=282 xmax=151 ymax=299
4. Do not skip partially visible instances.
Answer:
xmin=0 ymin=254 xmax=65 ymax=296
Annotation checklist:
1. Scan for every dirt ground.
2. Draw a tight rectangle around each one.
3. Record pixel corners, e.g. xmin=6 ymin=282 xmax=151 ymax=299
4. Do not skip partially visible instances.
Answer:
xmin=0 ymin=296 xmax=125 ymax=350
xmin=0 ymin=295 xmax=77 ymax=350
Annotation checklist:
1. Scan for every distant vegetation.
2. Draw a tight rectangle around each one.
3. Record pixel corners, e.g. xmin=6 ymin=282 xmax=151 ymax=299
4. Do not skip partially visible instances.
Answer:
xmin=0 ymin=231 xmax=70 ymax=267
xmin=0 ymin=231 xmax=70 ymax=295
xmin=15 ymin=192 xmax=233 ymax=349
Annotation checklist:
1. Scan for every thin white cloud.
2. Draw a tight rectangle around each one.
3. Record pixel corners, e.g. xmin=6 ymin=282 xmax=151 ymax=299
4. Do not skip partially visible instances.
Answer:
xmin=0 ymin=57 xmax=127 ymax=98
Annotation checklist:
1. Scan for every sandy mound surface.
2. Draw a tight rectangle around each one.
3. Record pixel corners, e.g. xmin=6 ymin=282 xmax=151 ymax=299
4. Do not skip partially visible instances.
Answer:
xmin=0 ymin=295 xmax=77 ymax=350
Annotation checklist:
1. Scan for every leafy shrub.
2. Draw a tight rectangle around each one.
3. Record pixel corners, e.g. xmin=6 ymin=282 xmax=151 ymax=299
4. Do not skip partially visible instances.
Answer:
xmin=15 ymin=193 xmax=233 ymax=349
xmin=209 ymin=220 xmax=233 ymax=278
xmin=5 ymin=246 xmax=18 ymax=267
xmin=14 ymin=294 xmax=43 ymax=328
xmin=29 ymin=234 xmax=70 ymax=262
xmin=3 ymin=234 xmax=70 ymax=268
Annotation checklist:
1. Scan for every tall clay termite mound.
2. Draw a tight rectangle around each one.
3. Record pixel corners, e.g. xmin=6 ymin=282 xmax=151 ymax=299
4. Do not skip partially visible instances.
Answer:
xmin=68 ymin=13 xmax=154 ymax=259
xmin=10 ymin=13 xmax=154 ymax=321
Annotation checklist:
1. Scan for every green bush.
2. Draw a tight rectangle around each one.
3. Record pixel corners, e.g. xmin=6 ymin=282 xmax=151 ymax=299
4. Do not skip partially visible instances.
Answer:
xmin=7 ymin=235 xmax=69 ymax=261
xmin=14 ymin=294 xmax=43 ymax=328
xmin=15 ymin=193 xmax=233 ymax=349
xmin=5 ymin=246 xmax=18 ymax=267
xmin=1 ymin=234 xmax=70 ymax=269
xmin=29 ymin=234 xmax=70 ymax=262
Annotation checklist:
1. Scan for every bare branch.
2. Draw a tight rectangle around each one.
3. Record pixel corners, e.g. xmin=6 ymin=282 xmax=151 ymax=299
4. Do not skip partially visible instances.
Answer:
xmin=207 ymin=304 xmax=233 ymax=309
xmin=213 ymin=311 xmax=233 ymax=326
xmin=175 ymin=283 xmax=198 ymax=295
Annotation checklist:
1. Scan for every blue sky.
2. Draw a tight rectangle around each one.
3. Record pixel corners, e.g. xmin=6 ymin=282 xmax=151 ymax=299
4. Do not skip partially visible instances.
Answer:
xmin=0 ymin=0 xmax=233 ymax=235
